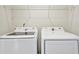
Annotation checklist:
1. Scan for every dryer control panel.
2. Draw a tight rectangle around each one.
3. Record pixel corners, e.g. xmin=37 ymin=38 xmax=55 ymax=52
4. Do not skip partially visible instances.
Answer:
xmin=51 ymin=27 xmax=64 ymax=32
xmin=42 ymin=27 xmax=64 ymax=32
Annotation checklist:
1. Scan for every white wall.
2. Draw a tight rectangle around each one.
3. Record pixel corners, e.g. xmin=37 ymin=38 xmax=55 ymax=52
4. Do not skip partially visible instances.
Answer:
xmin=11 ymin=6 xmax=73 ymax=31
xmin=0 ymin=6 xmax=12 ymax=35
xmin=11 ymin=6 xmax=30 ymax=27
xmin=0 ymin=6 xmax=14 ymax=35
xmin=71 ymin=6 xmax=79 ymax=35
xmin=49 ymin=6 xmax=70 ymax=31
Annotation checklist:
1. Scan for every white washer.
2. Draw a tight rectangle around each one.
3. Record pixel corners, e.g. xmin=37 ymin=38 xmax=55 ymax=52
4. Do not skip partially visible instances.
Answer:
xmin=0 ymin=27 xmax=38 ymax=54
xmin=41 ymin=27 xmax=79 ymax=54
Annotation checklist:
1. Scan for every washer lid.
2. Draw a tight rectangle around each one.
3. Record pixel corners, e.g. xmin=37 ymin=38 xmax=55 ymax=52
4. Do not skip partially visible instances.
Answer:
xmin=0 ymin=35 xmax=35 ymax=39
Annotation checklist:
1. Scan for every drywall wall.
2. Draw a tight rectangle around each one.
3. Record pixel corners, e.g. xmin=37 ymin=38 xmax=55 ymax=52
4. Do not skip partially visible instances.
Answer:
xmin=11 ymin=6 xmax=30 ymax=27
xmin=0 ymin=6 xmax=9 ymax=35
xmin=71 ymin=6 xmax=79 ymax=36
xmin=11 ymin=6 xmax=73 ymax=31
xmin=4 ymin=6 xmax=14 ymax=32
xmin=0 ymin=6 xmax=13 ymax=35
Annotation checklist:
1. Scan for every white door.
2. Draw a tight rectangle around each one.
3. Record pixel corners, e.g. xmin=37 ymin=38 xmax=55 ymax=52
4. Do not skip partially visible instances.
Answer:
xmin=45 ymin=40 xmax=78 ymax=54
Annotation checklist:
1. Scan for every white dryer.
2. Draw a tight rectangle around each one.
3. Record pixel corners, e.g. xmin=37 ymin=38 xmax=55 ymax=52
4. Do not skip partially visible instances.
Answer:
xmin=41 ymin=27 xmax=79 ymax=54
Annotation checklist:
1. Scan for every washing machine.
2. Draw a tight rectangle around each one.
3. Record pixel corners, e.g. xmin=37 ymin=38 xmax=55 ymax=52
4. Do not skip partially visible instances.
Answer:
xmin=0 ymin=27 xmax=38 ymax=54
xmin=41 ymin=27 xmax=79 ymax=54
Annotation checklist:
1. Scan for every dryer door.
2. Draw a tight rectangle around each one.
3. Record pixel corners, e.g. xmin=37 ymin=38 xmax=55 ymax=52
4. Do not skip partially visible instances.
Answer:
xmin=45 ymin=40 xmax=78 ymax=54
